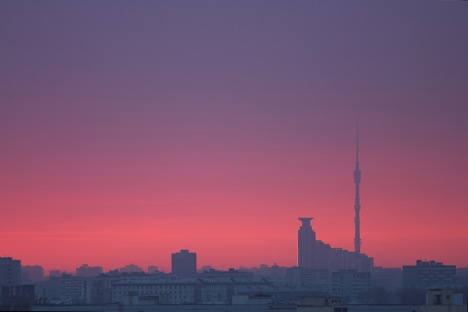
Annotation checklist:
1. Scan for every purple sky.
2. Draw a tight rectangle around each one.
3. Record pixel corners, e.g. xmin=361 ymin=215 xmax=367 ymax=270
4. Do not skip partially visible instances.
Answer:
xmin=1 ymin=1 xmax=468 ymax=271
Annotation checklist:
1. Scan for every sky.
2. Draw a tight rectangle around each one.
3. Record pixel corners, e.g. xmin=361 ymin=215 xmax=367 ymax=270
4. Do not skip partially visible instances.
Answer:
xmin=1 ymin=1 xmax=468 ymax=273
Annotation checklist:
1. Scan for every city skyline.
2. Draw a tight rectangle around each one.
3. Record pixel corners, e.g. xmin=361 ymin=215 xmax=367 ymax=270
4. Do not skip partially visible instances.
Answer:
xmin=1 ymin=1 xmax=468 ymax=273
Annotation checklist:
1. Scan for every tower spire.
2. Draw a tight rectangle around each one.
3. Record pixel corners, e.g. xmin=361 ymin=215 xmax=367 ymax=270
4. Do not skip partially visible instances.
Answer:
xmin=356 ymin=117 xmax=359 ymax=162
xmin=354 ymin=118 xmax=362 ymax=255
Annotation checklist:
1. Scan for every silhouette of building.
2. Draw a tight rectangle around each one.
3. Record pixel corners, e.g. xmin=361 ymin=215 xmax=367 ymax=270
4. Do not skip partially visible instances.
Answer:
xmin=48 ymin=270 xmax=61 ymax=278
xmin=76 ymin=264 xmax=103 ymax=277
xmin=331 ymin=269 xmax=372 ymax=300
xmin=403 ymin=260 xmax=456 ymax=289
xmin=119 ymin=264 xmax=144 ymax=274
xmin=112 ymin=275 xmax=270 ymax=305
xmin=0 ymin=257 xmax=21 ymax=286
xmin=172 ymin=249 xmax=196 ymax=277
xmin=1 ymin=284 xmax=35 ymax=311
xmin=298 ymin=217 xmax=315 ymax=269
xmin=296 ymin=218 xmax=373 ymax=273
xmin=60 ymin=274 xmax=89 ymax=304
xmin=372 ymin=266 xmax=402 ymax=290
xmin=296 ymin=122 xmax=373 ymax=274
xmin=21 ymin=265 xmax=45 ymax=283
xmin=285 ymin=267 xmax=330 ymax=294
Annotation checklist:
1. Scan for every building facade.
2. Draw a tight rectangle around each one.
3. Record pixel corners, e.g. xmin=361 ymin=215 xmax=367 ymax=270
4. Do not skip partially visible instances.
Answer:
xmin=0 ymin=257 xmax=21 ymax=286
xmin=297 ymin=219 xmax=373 ymax=273
xmin=171 ymin=249 xmax=196 ymax=277
xmin=403 ymin=260 xmax=456 ymax=289
xmin=331 ymin=269 xmax=372 ymax=300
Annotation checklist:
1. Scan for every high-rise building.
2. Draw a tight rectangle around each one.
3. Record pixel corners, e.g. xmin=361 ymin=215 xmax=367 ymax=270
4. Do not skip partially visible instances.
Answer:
xmin=295 ymin=122 xmax=374 ymax=273
xmin=0 ymin=257 xmax=21 ymax=286
xmin=298 ymin=218 xmax=315 ymax=269
xmin=171 ymin=249 xmax=196 ymax=277
xmin=296 ymin=219 xmax=372 ymax=272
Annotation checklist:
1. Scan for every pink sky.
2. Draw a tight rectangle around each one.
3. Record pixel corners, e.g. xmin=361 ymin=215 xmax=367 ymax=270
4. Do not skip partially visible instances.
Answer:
xmin=1 ymin=1 xmax=467 ymax=273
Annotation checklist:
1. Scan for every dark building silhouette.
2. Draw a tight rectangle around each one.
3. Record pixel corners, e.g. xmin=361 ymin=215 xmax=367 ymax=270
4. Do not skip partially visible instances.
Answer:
xmin=48 ymin=270 xmax=61 ymax=278
xmin=76 ymin=264 xmax=103 ymax=277
xmin=285 ymin=267 xmax=330 ymax=294
xmin=119 ymin=264 xmax=144 ymax=274
xmin=21 ymin=265 xmax=45 ymax=283
xmin=0 ymin=284 xmax=35 ymax=311
xmin=331 ymin=269 xmax=372 ymax=300
xmin=298 ymin=217 xmax=315 ymax=269
xmin=297 ymin=218 xmax=373 ymax=272
xmin=403 ymin=260 xmax=456 ymax=289
xmin=171 ymin=249 xmax=196 ymax=277
xmin=0 ymin=257 xmax=21 ymax=286
xmin=372 ymin=266 xmax=402 ymax=290
xmin=296 ymin=123 xmax=373 ymax=273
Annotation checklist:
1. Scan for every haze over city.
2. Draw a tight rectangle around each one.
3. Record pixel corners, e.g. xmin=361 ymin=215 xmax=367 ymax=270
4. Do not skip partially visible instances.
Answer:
xmin=1 ymin=1 xmax=468 ymax=274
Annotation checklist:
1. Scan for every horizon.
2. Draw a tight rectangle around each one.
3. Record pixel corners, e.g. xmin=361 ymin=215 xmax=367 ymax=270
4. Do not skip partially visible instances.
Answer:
xmin=1 ymin=1 xmax=468 ymax=273
xmin=16 ymin=256 xmax=464 ymax=277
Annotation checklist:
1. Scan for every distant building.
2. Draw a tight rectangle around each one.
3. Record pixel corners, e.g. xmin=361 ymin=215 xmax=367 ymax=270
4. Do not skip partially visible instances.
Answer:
xmin=373 ymin=266 xmax=402 ymax=290
xmin=285 ymin=267 xmax=330 ymax=294
xmin=331 ymin=269 xmax=372 ymax=300
xmin=112 ymin=276 xmax=271 ymax=305
xmin=171 ymin=249 xmax=196 ymax=277
xmin=76 ymin=264 xmax=103 ymax=277
xmin=0 ymin=257 xmax=21 ymax=286
xmin=119 ymin=264 xmax=144 ymax=274
xmin=22 ymin=265 xmax=45 ymax=283
xmin=347 ymin=289 xmax=466 ymax=312
xmin=298 ymin=218 xmax=315 ymax=269
xmin=147 ymin=265 xmax=159 ymax=274
xmin=403 ymin=260 xmax=456 ymax=289
xmin=296 ymin=123 xmax=375 ymax=275
xmin=35 ymin=276 xmax=61 ymax=301
xmin=297 ymin=218 xmax=373 ymax=273
xmin=60 ymin=275 xmax=89 ymax=303
xmin=48 ymin=270 xmax=61 ymax=278
xmin=200 ymin=265 xmax=214 ymax=273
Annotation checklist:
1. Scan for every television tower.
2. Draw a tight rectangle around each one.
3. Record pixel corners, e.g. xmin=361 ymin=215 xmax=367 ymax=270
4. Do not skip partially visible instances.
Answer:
xmin=354 ymin=118 xmax=362 ymax=254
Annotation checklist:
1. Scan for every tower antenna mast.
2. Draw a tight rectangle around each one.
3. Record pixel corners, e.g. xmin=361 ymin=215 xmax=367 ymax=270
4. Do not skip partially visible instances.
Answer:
xmin=354 ymin=118 xmax=362 ymax=255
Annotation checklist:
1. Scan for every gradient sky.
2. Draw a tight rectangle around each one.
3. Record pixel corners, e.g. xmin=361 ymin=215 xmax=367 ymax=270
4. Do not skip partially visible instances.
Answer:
xmin=1 ymin=1 xmax=468 ymax=273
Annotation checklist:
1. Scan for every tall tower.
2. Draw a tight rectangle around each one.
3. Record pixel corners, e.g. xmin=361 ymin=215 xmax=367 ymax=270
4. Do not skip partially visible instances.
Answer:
xmin=354 ymin=119 xmax=362 ymax=254
xmin=298 ymin=217 xmax=316 ymax=268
